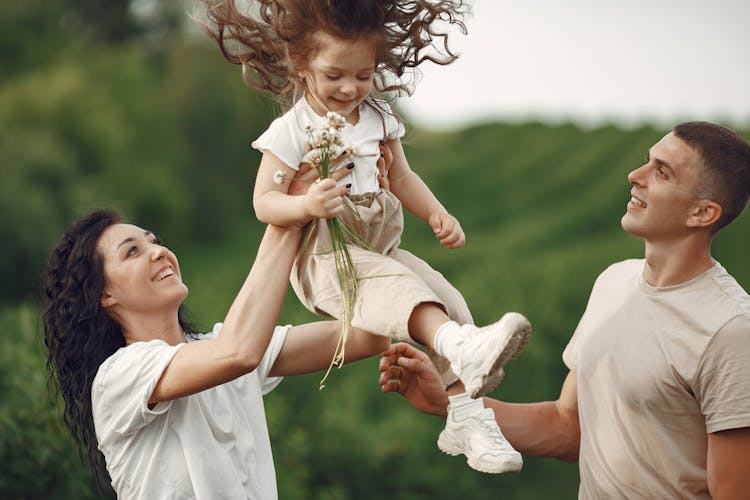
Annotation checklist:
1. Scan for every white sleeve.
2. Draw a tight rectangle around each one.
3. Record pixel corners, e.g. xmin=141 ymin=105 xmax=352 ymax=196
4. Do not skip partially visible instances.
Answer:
xmin=207 ymin=323 xmax=291 ymax=394
xmin=383 ymin=105 xmax=406 ymax=141
xmin=257 ymin=324 xmax=291 ymax=394
xmin=251 ymin=114 xmax=308 ymax=172
xmin=92 ymin=340 xmax=185 ymax=436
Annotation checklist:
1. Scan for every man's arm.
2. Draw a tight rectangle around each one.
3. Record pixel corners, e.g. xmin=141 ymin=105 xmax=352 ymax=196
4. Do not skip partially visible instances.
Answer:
xmin=483 ymin=371 xmax=580 ymax=462
xmin=707 ymin=427 xmax=750 ymax=498
xmin=379 ymin=342 xmax=580 ymax=462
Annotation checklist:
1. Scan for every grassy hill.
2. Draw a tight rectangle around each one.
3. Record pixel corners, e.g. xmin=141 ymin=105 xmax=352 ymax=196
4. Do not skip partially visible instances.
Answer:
xmin=178 ymin=120 xmax=750 ymax=499
xmin=3 ymin=119 xmax=749 ymax=499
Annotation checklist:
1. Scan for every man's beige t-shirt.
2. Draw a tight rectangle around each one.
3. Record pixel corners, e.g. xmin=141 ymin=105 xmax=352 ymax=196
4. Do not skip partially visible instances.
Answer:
xmin=563 ymin=259 xmax=750 ymax=499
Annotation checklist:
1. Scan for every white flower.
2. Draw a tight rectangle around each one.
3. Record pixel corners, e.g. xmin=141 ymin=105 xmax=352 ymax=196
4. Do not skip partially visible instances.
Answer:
xmin=273 ymin=170 xmax=286 ymax=185
xmin=325 ymin=111 xmax=346 ymax=130
xmin=308 ymin=150 xmax=322 ymax=168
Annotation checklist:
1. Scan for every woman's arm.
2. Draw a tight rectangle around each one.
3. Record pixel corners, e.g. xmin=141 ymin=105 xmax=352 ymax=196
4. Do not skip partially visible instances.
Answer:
xmin=385 ymin=139 xmax=465 ymax=249
xmin=269 ymin=323 xmax=390 ymax=377
xmin=149 ymin=224 xmax=301 ymax=404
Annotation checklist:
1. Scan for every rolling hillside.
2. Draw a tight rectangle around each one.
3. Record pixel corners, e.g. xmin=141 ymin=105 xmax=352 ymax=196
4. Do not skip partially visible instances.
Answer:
xmin=3 ymin=120 xmax=749 ymax=499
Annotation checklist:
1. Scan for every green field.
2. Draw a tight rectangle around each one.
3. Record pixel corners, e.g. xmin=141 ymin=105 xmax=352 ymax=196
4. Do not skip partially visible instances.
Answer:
xmin=4 ymin=117 xmax=749 ymax=498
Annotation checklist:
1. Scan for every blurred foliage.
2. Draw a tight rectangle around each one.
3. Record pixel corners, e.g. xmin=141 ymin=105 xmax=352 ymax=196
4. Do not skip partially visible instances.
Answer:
xmin=2 ymin=0 xmax=749 ymax=498
xmin=0 ymin=306 xmax=103 ymax=499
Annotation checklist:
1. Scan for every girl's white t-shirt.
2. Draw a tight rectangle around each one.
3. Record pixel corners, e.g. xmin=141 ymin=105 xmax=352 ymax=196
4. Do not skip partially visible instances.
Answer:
xmin=91 ymin=323 xmax=290 ymax=500
xmin=252 ymin=97 xmax=405 ymax=195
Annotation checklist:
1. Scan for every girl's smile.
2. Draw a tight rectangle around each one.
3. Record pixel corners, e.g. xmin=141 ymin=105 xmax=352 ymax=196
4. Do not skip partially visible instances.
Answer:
xmin=304 ymin=32 xmax=377 ymax=125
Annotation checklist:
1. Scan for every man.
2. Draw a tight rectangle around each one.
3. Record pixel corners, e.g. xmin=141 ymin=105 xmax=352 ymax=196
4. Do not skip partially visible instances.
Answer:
xmin=379 ymin=122 xmax=750 ymax=498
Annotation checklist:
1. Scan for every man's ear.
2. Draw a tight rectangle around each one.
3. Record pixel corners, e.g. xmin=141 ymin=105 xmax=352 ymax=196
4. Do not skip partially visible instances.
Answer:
xmin=100 ymin=290 xmax=117 ymax=308
xmin=687 ymin=199 xmax=722 ymax=229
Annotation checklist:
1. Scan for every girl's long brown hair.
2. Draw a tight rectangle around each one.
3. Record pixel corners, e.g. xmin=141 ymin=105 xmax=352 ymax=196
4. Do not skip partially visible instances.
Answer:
xmin=200 ymin=0 xmax=467 ymax=107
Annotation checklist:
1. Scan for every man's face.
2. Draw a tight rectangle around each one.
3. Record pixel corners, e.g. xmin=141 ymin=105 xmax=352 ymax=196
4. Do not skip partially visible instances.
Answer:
xmin=621 ymin=132 xmax=703 ymax=242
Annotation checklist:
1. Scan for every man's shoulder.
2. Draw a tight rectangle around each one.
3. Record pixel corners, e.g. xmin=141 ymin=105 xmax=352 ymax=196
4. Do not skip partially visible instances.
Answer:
xmin=709 ymin=263 xmax=750 ymax=318
xmin=606 ymin=258 xmax=643 ymax=272
xmin=597 ymin=259 xmax=643 ymax=282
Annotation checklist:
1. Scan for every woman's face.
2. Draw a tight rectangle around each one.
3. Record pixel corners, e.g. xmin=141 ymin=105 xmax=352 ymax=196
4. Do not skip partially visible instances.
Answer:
xmin=97 ymin=223 xmax=188 ymax=317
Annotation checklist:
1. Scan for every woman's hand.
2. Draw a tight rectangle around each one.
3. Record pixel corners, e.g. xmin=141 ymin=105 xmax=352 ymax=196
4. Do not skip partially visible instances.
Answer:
xmin=428 ymin=212 xmax=465 ymax=249
xmin=379 ymin=342 xmax=450 ymax=418
xmin=289 ymin=143 xmax=393 ymax=195
xmin=376 ymin=143 xmax=393 ymax=191
xmin=289 ymin=155 xmax=354 ymax=196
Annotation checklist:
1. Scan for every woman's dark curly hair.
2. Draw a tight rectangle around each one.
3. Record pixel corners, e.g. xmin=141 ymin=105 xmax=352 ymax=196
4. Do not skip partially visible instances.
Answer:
xmin=199 ymin=0 xmax=468 ymax=106
xmin=42 ymin=210 xmax=195 ymax=490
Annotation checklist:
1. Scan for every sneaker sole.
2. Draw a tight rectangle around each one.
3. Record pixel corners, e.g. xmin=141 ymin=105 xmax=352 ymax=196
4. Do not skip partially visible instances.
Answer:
xmin=466 ymin=312 xmax=531 ymax=398
xmin=437 ymin=430 xmax=524 ymax=474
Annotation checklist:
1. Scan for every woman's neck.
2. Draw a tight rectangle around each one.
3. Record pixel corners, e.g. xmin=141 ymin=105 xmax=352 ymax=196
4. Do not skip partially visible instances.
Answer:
xmin=119 ymin=310 xmax=186 ymax=346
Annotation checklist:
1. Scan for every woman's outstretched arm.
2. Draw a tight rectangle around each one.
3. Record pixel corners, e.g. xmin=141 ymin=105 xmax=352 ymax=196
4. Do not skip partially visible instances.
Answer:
xmin=149 ymin=224 xmax=301 ymax=404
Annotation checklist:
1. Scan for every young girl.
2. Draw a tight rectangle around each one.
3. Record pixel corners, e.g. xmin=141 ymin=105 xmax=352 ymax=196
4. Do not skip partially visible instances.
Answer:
xmin=201 ymin=0 xmax=531 ymax=474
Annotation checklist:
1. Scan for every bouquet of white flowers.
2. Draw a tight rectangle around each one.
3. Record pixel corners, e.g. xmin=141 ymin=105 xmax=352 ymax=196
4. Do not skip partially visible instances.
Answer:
xmin=275 ymin=111 xmax=367 ymax=389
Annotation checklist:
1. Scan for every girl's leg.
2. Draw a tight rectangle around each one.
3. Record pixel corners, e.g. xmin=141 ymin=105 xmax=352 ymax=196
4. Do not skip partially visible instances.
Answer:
xmin=406 ymin=301 xmax=531 ymax=400
xmin=407 ymin=302 xmax=450 ymax=348
xmin=403 ymin=301 xmax=531 ymax=474
xmin=407 ymin=303 xmax=470 ymax=395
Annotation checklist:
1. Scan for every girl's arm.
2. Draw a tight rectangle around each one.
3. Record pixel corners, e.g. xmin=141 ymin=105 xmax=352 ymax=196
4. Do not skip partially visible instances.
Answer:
xmin=254 ymin=151 xmax=348 ymax=226
xmin=385 ymin=139 xmax=465 ymax=249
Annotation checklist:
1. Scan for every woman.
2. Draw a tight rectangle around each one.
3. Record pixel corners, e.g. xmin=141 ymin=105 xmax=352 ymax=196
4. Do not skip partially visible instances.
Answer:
xmin=42 ymin=201 xmax=388 ymax=499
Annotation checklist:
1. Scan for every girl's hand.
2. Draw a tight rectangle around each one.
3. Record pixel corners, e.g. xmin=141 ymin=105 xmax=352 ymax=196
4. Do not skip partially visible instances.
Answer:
xmin=304 ymin=178 xmax=349 ymax=219
xmin=428 ymin=212 xmax=465 ymax=249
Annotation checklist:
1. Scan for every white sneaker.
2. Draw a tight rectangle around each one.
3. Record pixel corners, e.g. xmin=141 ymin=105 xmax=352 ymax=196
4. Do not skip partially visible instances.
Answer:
xmin=452 ymin=312 xmax=531 ymax=398
xmin=438 ymin=406 xmax=523 ymax=474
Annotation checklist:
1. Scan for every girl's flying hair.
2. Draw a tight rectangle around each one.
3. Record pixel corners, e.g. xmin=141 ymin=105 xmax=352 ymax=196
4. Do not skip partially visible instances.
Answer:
xmin=200 ymin=0 xmax=467 ymax=106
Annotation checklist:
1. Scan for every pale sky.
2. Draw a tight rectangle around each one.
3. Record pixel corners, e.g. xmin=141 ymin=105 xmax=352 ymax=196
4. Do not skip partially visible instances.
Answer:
xmin=399 ymin=0 xmax=750 ymax=130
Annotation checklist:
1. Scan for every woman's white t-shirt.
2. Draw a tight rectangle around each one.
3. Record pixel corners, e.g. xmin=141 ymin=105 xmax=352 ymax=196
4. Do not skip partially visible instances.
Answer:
xmin=91 ymin=323 xmax=290 ymax=500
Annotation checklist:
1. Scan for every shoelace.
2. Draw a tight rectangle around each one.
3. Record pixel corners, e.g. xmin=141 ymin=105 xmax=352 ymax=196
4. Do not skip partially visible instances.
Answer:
xmin=479 ymin=416 xmax=509 ymax=447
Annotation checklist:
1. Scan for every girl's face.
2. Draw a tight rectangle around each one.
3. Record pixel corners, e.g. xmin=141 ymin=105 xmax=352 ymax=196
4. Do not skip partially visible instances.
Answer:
xmin=303 ymin=32 xmax=377 ymax=124
xmin=97 ymin=223 xmax=188 ymax=317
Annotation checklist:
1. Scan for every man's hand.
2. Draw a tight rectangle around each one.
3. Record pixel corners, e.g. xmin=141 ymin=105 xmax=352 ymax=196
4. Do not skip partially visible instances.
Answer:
xmin=428 ymin=212 xmax=465 ymax=249
xmin=379 ymin=342 xmax=450 ymax=418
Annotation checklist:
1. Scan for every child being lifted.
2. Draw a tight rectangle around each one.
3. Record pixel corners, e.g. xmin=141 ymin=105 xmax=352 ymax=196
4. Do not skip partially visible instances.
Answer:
xmin=201 ymin=0 xmax=531 ymax=473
